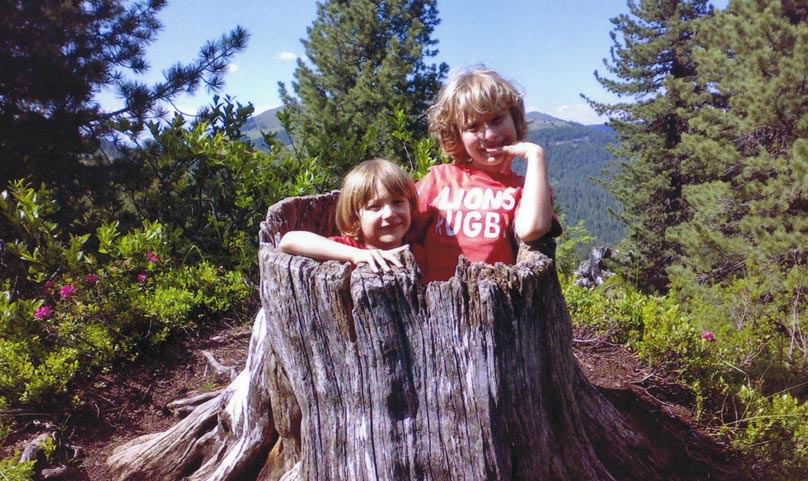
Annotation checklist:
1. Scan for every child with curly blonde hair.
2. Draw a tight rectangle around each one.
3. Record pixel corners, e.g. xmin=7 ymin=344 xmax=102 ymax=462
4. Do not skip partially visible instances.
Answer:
xmin=410 ymin=67 xmax=559 ymax=282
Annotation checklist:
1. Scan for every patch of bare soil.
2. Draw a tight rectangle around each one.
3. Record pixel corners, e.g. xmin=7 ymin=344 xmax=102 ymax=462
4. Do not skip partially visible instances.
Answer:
xmin=4 ymin=324 xmax=757 ymax=480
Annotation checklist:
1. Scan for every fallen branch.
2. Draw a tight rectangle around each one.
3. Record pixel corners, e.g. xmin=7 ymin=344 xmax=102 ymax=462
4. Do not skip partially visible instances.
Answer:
xmin=201 ymin=350 xmax=238 ymax=381
xmin=41 ymin=465 xmax=68 ymax=479
xmin=166 ymin=390 xmax=223 ymax=417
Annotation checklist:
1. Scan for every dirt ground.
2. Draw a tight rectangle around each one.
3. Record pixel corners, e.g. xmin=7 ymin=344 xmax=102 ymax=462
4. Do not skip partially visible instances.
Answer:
xmin=4 ymin=322 xmax=758 ymax=481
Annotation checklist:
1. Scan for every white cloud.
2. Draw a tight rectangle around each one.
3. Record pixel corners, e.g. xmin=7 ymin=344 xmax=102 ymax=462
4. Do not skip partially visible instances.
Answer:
xmin=276 ymin=52 xmax=298 ymax=61
xmin=228 ymin=63 xmax=240 ymax=73
xmin=554 ymin=104 xmax=607 ymax=125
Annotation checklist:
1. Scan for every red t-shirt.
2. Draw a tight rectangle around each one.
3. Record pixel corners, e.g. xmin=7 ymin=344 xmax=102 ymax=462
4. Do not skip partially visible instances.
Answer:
xmin=329 ymin=235 xmax=366 ymax=249
xmin=411 ymin=163 xmax=524 ymax=283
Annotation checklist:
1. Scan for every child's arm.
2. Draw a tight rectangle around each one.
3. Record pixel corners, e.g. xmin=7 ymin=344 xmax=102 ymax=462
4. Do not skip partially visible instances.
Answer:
xmin=492 ymin=142 xmax=554 ymax=242
xmin=279 ymin=230 xmax=407 ymax=272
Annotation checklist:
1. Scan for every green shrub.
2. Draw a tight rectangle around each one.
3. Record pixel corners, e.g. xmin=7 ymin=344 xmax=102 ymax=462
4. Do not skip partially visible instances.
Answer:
xmin=562 ymin=279 xmax=648 ymax=345
xmin=0 ymin=181 xmax=251 ymax=408
xmin=727 ymin=384 xmax=808 ymax=481
xmin=564 ymin=272 xmax=808 ymax=477
xmin=116 ymin=98 xmax=331 ymax=276
xmin=0 ymin=457 xmax=35 ymax=481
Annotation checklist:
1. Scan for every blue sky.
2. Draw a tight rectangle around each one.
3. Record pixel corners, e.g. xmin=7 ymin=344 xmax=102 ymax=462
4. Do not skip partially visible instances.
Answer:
xmin=98 ymin=1 xmax=718 ymax=125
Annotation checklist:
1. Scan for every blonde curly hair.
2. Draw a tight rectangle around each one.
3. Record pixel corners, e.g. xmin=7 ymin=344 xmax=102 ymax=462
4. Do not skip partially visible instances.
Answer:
xmin=427 ymin=68 xmax=528 ymax=162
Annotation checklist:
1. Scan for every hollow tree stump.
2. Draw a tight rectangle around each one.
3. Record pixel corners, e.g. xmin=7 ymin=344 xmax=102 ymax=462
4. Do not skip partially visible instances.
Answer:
xmin=107 ymin=191 xmax=740 ymax=481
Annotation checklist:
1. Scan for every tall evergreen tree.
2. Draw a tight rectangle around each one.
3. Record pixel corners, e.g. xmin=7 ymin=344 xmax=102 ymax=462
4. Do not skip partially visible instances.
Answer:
xmin=666 ymin=0 xmax=808 ymax=351
xmin=279 ymin=0 xmax=447 ymax=179
xmin=587 ymin=0 xmax=714 ymax=291
xmin=0 ymin=0 xmax=247 ymax=227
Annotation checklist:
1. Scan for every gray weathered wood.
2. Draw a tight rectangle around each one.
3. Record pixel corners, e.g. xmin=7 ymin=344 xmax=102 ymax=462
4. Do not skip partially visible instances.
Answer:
xmin=107 ymin=191 xmax=736 ymax=481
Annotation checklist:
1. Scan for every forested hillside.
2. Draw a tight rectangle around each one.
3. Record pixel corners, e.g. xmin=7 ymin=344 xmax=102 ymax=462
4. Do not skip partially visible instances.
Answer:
xmin=527 ymin=122 xmax=623 ymax=246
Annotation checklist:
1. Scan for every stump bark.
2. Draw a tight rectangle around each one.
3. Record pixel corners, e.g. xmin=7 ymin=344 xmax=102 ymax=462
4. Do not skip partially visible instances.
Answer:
xmin=107 ymin=192 xmax=739 ymax=481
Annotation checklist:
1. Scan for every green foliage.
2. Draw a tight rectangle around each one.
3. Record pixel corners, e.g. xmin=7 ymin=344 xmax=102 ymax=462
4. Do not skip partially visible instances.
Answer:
xmin=634 ymin=297 xmax=714 ymax=380
xmin=0 ymin=0 xmax=248 ymax=231
xmin=584 ymin=3 xmax=808 ymax=472
xmin=0 ymin=181 xmax=66 ymax=285
xmin=666 ymin=1 xmax=808 ymax=379
xmin=728 ymin=385 xmax=808 ymax=481
xmin=408 ymin=136 xmax=446 ymax=181
xmin=114 ymin=97 xmax=326 ymax=274
xmin=554 ymin=216 xmax=596 ymax=280
xmin=589 ymin=0 xmax=715 ymax=291
xmin=0 ymin=397 xmax=10 ymax=440
xmin=392 ymin=107 xmax=446 ymax=181
xmin=279 ymin=0 xmax=447 ymax=175
xmin=563 ymin=279 xmax=650 ymax=345
xmin=0 ymin=456 xmax=35 ymax=481
xmin=564 ymin=271 xmax=808 ymax=478
xmin=0 ymin=181 xmax=250 ymax=408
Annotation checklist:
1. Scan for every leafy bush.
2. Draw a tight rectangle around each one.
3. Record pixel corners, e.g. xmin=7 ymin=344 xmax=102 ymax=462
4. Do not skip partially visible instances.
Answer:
xmin=113 ymin=97 xmax=330 ymax=276
xmin=564 ymin=273 xmax=808 ymax=478
xmin=0 ymin=180 xmax=251 ymax=409
xmin=0 ymin=457 xmax=35 ymax=481
xmin=562 ymin=280 xmax=649 ymax=345
xmin=728 ymin=385 xmax=808 ymax=481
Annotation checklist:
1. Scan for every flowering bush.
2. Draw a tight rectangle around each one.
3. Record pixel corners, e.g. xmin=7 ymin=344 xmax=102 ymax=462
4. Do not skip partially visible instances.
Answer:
xmin=563 ymin=272 xmax=808 ymax=479
xmin=0 ymin=181 xmax=251 ymax=410
xmin=59 ymin=284 xmax=76 ymax=299
xmin=34 ymin=305 xmax=52 ymax=320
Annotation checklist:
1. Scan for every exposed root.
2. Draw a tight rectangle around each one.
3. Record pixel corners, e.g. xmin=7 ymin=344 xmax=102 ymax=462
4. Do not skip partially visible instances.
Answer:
xmin=201 ymin=350 xmax=238 ymax=381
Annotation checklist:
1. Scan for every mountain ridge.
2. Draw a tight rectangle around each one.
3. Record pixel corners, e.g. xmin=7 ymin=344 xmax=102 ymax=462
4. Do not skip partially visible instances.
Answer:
xmin=242 ymin=106 xmax=599 ymax=142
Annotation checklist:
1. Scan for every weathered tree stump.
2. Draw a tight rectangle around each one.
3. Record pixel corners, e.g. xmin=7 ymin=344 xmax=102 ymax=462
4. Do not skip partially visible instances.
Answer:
xmin=107 ymin=191 xmax=740 ymax=481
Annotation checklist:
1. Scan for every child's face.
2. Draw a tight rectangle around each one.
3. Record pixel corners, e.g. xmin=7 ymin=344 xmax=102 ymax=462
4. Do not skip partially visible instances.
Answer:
xmin=357 ymin=182 xmax=412 ymax=250
xmin=459 ymin=109 xmax=517 ymax=173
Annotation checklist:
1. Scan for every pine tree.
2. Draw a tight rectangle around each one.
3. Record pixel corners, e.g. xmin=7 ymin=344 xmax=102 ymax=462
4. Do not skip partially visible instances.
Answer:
xmin=279 ymin=0 xmax=447 ymax=180
xmin=666 ymin=0 xmax=808 ymax=353
xmin=0 ymin=0 xmax=248 ymax=226
xmin=587 ymin=0 xmax=714 ymax=291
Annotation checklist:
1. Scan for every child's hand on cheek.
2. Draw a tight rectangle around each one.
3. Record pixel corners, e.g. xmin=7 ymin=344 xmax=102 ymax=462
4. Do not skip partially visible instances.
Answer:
xmin=490 ymin=142 xmax=544 ymax=163
xmin=483 ymin=142 xmax=544 ymax=173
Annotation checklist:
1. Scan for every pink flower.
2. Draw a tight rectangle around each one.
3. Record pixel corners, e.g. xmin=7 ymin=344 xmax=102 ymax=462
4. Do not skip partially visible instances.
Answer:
xmin=35 ymin=305 xmax=53 ymax=320
xmin=146 ymin=251 xmax=160 ymax=264
xmin=45 ymin=280 xmax=56 ymax=289
xmin=137 ymin=273 xmax=148 ymax=284
xmin=59 ymin=284 xmax=77 ymax=299
xmin=701 ymin=331 xmax=715 ymax=342
xmin=85 ymin=273 xmax=100 ymax=285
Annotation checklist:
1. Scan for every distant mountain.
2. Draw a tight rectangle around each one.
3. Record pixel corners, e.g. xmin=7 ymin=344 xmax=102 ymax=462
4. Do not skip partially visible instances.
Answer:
xmin=242 ymin=107 xmax=624 ymax=246
xmin=242 ymin=106 xmax=290 ymax=147
xmin=242 ymin=108 xmax=582 ymax=146
xmin=526 ymin=122 xmax=624 ymax=247
xmin=525 ymin=111 xmax=577 ymax=130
